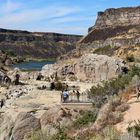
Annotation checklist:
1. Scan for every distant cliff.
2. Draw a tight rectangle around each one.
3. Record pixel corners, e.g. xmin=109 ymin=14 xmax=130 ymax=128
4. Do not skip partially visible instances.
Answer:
xmin=80 ymin=6 xmax=140 ymax=44
xmin=0 ymin=28 xmax=82 ymax=59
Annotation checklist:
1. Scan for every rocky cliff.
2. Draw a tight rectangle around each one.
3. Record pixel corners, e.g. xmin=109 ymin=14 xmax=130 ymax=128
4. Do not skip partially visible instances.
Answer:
xmin=80 ymin=6 xmax=140 ymax=43
xmin=0 ymin=28 xmax=82 ymax=59
xmin=72 ymin=6 xmax=140 ymax=61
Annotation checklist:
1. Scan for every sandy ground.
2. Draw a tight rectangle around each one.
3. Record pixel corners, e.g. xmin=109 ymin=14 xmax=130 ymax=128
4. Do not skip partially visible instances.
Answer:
xmin=0 ymin=79 xmax=94 ymax=120
xmin=116 ymin=96 xmax=140 ymax=132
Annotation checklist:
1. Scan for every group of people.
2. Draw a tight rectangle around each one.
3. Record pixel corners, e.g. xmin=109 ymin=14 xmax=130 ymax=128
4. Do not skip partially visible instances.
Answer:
xmin=61 ymin=89 xmax=81 ymax=103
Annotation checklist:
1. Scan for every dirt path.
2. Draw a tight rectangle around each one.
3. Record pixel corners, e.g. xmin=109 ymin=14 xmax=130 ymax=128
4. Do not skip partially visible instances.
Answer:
xmin=116 ymin=96 xmax=140 ymax=132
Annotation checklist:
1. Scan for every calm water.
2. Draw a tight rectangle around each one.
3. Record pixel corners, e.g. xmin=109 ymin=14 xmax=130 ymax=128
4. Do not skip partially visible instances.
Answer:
xmin=11 ymin=60 xmax=55 ymax=71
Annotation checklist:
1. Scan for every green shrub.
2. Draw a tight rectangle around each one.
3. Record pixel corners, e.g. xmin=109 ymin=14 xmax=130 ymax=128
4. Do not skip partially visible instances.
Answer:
xmin=73 ymin=109 xmax=98 ymax=128
xmin=54 ymin=81 xmax=63 ymax=91
xmin=127 ymin=120 xmax=140 ymax=139
xmin=93 ymin=45 xmax=112 ymax=55
xmin=28 ymin=130 xmax=51 ymax=140
xmin=126 ymin=55 xmax=135 ymax=62
xmin=91 ymin=125 xmax=120 ymax=140
xmin=130 ymin=65 xmax=140 ymax=77
xmin=28 ymin=127 xmax=73 ymax=140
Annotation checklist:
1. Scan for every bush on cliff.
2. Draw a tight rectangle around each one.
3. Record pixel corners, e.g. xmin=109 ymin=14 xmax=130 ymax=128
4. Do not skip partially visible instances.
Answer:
xmin=87 ymin=65 xmax=140 ymax=108
xmin=126 ymin=55 xmax=135 ymax=62
xmin=73 ymin=109 xmax=98 ymax=129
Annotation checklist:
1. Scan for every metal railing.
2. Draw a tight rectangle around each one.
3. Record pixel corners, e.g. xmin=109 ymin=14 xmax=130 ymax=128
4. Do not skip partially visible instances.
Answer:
xmin=60 ymin=92 xmax=92 ymax=103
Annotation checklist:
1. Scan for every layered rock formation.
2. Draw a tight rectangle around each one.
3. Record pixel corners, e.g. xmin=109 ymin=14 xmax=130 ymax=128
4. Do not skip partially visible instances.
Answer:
xmin=0 ymin=28 xmax=82 ymax=59
xmin=57 ymin=6 xmax=140 ymax=62
xmin=80 ymin=6 xmax=140 ymax=44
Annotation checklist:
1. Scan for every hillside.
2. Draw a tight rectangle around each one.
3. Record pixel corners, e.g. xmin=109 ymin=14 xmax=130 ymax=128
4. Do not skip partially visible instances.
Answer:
xmin=0 ymin=28 xmax=82 ymax=60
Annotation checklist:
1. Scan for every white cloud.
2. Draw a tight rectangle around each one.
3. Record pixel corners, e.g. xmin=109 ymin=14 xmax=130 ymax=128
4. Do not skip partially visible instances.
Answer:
xmin=0 ymin=4 xmax=82 ymax=27
xmin=0 ymin=0 xmax=92 ymax=34
xmin=1 ymin=0 xmax=21 ymax=14
xmin=49 ymin=16 xmax=94 ymax=24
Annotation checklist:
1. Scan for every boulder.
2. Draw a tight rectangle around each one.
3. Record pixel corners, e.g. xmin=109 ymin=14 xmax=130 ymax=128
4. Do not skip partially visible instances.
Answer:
xmin=40 ymin=64 xmax=54 ymax=78
xmin=12 ymin=112 xmax=41 ymax=140
xmin=40 ymin=105 xmax=79 ymax=135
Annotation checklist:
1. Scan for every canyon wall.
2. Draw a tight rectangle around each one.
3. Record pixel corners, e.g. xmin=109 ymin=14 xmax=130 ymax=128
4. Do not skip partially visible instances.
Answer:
xmin=80 ymin=6 xmax=140 ymax=46
xmin=0 ymin=28 xmax=82 ymax=59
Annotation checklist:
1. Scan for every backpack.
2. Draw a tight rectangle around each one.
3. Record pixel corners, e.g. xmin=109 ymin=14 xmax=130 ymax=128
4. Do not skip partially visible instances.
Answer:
xmin=63 ymin=91 xmax=68 ymax=98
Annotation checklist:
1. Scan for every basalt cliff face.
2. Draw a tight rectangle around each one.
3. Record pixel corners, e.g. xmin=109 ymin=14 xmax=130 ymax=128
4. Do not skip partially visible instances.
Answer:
xmin=76 ymin=6 xmax=140 ymax=60
xmin=80 ymin=6 xmax=140 ymax=44
xmin=0 ymin=28 xmax=82 ymax=59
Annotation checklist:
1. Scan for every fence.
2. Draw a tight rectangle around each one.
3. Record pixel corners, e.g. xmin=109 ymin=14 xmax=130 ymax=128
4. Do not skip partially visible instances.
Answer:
xmin=61 ymin=91 xmax=92 ymax=103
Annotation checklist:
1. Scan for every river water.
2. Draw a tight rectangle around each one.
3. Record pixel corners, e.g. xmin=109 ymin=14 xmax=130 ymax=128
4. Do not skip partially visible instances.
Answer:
xmin=11 ymin=60 xmax=55 ymax=71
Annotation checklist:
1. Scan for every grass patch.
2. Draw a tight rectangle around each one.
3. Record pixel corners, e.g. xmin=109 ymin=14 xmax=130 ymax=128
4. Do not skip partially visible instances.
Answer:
xmin=93 ymin=45 xmax=121 ymax=56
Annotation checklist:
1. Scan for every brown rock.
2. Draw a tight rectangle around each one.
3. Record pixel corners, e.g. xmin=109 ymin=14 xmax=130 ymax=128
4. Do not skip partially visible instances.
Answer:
xmin=12 ymin=112 xmax=41 ymax=140
xmin=40 ymin=106 xmax=79 ymax=135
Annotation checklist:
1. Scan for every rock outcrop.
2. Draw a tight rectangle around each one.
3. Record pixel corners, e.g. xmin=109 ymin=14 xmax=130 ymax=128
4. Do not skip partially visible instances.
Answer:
xmin=0 ymin=105 xmax=82 ymax=140
xmin=40 ymin=105 xmax=79 ymax=135
xmin=0 ymin=50 xmax=11 ymax=74
xmin=12 ymin=112 xmax=41 ymax=140
xmin=90 ymin=6 xmax=140 ymax=31
xmin=0 ymin=28 xmax=82 ymax=59
xmin=52 ymin=54 xmax=124 ymax=82
xmin=80 ymin=6 xmax=140 ymax=44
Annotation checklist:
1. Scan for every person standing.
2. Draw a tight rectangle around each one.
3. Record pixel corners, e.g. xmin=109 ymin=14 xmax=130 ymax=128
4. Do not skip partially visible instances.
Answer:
xmin=62 ymin=89 xmax=69 ymax=103
xmin=76 ymin=90 xmax=80 ymax=102
xmin=136 ymin=85 xmax=140 ymax=99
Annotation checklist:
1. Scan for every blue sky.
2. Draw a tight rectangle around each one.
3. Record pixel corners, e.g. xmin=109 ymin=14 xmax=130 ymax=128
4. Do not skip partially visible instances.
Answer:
xmin=0 ymin=0 xmax=139 ymax=35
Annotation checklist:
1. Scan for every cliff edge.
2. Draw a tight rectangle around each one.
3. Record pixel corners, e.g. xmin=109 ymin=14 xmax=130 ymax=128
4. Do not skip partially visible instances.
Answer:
xmin=80 ymin=6 xmax=140 ymax=44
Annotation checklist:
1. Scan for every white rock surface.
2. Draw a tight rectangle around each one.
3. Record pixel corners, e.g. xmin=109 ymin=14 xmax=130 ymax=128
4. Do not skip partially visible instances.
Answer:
xmin=54 ymin=54 xmax=124 ymax=82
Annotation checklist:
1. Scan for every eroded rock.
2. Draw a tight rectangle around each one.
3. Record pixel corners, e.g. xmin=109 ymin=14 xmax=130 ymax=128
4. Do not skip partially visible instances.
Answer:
xmin=12 ymin=112 xmax=41 ymax=140
xmin=54 ymin=54 xmax=124 ymax=82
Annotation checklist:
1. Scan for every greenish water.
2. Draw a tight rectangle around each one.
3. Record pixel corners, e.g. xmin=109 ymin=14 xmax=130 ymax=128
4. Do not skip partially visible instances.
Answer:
xmin=11 ymin=60 xmax=55 ymax=71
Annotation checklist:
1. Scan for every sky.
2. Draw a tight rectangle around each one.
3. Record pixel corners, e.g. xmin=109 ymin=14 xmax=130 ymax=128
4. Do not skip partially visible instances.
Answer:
xmin=0 ymin=0 xmax=139 ymax=35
